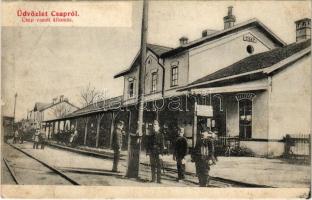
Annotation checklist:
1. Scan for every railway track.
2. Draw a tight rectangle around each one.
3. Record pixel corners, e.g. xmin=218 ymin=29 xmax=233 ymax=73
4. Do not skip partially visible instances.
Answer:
xmin=3 ymin=157 xmax=19 ymax=184
xmin=4 ymin=143 xmax=80 ymax=185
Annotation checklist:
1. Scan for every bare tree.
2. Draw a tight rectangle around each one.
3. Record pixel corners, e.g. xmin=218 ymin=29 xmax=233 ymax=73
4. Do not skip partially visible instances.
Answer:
xmin=51 ymin=103 xmax=74 ymax=118
xmin=79 ymin=83 xmax=109 ymax=146
xmin=79 ymin=83 xmax=98 ymax=107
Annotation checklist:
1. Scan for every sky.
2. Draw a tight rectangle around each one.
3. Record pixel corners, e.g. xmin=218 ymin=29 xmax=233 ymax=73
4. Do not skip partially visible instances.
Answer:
xmin=2 ymin=0 xmax=311 ymax=120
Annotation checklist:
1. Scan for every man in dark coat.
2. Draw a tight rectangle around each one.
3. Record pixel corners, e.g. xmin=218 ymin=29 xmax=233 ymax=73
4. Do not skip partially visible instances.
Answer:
xmin=173 ymin=127 xmax=188 ymax=181
xmin=148 ymin=120 xmax=164 ymax=183
xmin=191 ymin=120 xmax=214 ymax=187
xmin=111 ymin=120 xmax=124 ymax=172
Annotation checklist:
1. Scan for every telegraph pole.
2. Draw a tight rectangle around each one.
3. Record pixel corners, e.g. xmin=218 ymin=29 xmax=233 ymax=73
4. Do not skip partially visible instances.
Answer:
xmin=126 ymin=0 xmax=148 ymax=178
xmin=138 ymin=0 xmax=148 ymax=147
xmin=13 ymin=93 xmax=18 ymax=123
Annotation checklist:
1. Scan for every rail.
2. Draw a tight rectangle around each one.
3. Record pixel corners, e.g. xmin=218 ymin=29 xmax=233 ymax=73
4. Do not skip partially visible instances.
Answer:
xmin=7 ymin=143 xmax=80 ymax=185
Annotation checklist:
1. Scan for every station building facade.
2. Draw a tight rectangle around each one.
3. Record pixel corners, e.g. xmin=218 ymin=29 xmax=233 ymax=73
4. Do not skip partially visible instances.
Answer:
xmin=114 ymin=9 xmax=311 ymax=156
xmin=43 ymin=8 xmax=311 ymax=157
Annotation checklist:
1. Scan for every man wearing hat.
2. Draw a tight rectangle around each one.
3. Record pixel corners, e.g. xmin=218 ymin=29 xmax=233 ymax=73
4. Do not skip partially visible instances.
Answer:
xmin=148 ymin=120 xmax=164 ymax=183
xmin=112 ymin=120 xmax=124 ymax=172
xmin=33 ymin=128 xmax=41 ymax=149
xmin=191 ymin=120 xmax=210 ymax=187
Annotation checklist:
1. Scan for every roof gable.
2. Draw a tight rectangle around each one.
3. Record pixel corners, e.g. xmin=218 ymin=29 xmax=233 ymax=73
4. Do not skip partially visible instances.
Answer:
xmin=186 ymin=39 xmax=311 ymax=88
xmin=161 ymin=18 xmax=286 ymax=57
xmin=114 ymin=44 xmax=172 ymax=78
xmin=34 ymin=101 xmax=79 ymax=112
xmin=34 ymin=102 xmax=50 ymax=111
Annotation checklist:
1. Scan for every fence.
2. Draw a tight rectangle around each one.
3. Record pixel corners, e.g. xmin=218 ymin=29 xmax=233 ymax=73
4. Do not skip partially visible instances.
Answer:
xmin=215 ymin=136 xmax=240 ymax=156
xmin=284 ymin=134 xmax=311 ymax=163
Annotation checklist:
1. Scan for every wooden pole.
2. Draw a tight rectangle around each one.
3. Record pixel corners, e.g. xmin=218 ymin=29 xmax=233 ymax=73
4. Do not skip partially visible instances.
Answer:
xmin=110 ymin=112 xmax=115 ymax=148
xmin=193 ymin=100 xmax=197 ymax=149
xmin=137 ymin=0 xmax=148 ymax=141
xmin=126 ymin=0 xmax=149 ymax=179
xmin=13 ymin=93 xmax=17 ymax=123
xmin=48 ymin=123 xmax=51 ymax=139
xmin=96 ymin=113 xmax=104 ymax=148
xmin=126 ymin=110 xmax=132 ymax=175
xmin=84 ymin=117 xmax=89 ymax=146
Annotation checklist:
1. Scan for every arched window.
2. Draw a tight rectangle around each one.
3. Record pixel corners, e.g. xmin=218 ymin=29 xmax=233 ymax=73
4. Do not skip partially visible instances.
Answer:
xmin=236 ymin=93 xmax=255 ymax=139
xmin=238 ymin=99 xmax=252 ymax=139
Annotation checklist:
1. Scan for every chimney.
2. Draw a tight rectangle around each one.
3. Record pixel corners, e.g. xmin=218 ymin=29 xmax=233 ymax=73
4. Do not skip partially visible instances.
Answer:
xmin=202 ymin=29 xmax=217 ymax=37
xmin=223 ymin=6 xmax=236 ymax=29
xmin=52 ymin=98 xmax=57 ymax=104
xmin=60 ymin=95 xmax=64 ymax=102
xmin=179 ymin=36 xmax=188 ymax=46
xmin=295 ymin=18 xmax=311 ymax=42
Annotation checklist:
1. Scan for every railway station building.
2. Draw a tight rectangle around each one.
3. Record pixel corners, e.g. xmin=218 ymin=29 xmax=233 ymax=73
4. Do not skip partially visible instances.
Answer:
xmin=43 ymin=8 xmax=311 ymax=157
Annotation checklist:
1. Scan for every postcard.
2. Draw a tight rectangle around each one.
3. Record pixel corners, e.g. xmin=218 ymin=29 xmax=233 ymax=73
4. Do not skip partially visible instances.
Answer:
xmin=1 ymin=0 xmax=311 ymax=198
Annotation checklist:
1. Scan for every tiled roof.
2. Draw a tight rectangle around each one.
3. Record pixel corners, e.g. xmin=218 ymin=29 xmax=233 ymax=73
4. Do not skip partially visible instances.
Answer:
xmin=34 ymin=102 xmax=50 ymax=111
xmin=147 ymin=44 xmax=173 ymax=56
xmin=64 ymin=96 xmax=123 ymax=118
xmin=114 ymin=43 xmax=172 ymax=78
xmin=188 ymin=39 xmax=311 ymax=87
xmin=34 ymin=101 xmax=79 ymax=112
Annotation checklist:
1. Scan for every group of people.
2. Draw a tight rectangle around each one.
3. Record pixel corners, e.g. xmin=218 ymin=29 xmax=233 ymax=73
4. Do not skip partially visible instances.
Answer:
xmin=32 ymin=128 xmax=46 ymax=149
xmin=53 ymin=125 xmax=79 ymax=147
xmin=111 ymin=119 xmax=217 ymax=187
xmin=32 ymin=125 xmax=79 ymax=149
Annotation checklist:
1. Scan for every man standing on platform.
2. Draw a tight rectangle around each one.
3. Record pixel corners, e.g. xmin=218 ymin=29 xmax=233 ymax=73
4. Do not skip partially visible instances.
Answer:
xmin=112 ymin=120 xmax=124 ymax=172
xmin=173 ymin=127 xmax=188 ymax=182
xmin=192 ymin=121 xmax=211 ymax=187
xmin=148 ymin=120 xmax=164 ymax=183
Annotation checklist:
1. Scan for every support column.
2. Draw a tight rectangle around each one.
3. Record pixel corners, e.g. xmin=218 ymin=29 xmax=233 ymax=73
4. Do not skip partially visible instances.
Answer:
xmin=63 ymin=120 xmax=66 ymax=131
xmin=193 ymin=100 xmax=198 ymax=149
xmin=109 ymin=112 xmax=115 ymax=148
xmin=57 ymin=121 xmax=60 ymax=133
xmin=83 ymin=117 xmax=90 ymax=146
xmin=96 ymin=113 xmax=104 ymax=148
xmin=48 ymin=122 xmax=51 ymax=139
xmin=52 ymin=122 xmax=55 ymax=135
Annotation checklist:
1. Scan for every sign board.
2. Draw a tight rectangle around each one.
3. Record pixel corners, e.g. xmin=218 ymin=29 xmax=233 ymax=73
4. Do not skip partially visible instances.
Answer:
xmin=243 ymin=35 xmax=257 ymax=43
xmin=196 ymin=105 xmax=213 ymax=117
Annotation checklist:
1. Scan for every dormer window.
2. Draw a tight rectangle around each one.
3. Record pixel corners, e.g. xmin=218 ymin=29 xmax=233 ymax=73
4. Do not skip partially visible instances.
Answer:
xmin=151 ymin=72 xmax=157 ymax=93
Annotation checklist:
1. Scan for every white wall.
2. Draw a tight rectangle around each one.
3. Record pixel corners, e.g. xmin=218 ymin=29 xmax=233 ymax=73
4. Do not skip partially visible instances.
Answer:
xmin=226 ymin=95 xmax=239 ymax=136
xmin=252 ymin=91 xmax=269 ymax=139
xmin=225 ymin=88 xmax=269 ymax=139
xmin=188 ymin=28 xmax=277 ymax=82
xmin=163 ymin=52 xmax=189 ymax=98
xmin=269 ymin=54 xmax=311 ymax=139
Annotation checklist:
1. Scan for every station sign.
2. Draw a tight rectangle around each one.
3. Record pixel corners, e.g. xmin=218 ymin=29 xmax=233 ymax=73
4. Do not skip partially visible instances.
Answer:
xmin=196 ymin=105 xmax=213 ymax=117
xmin=243 ymin=34 xmax=257 ymax=43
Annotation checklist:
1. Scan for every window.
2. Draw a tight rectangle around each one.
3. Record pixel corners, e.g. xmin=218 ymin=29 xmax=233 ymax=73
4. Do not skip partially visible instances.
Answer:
xmin=171 ymin=66 xmax=178 ymax=86
xmin=151 ymin=72 xmax=157 ymax=93
xmin=239 ymin=99 xmax=252 ymax=139
xmin=128 ymin=81 xmax=134 ymax=98
xmin=246 ymin=45 xmax=254 ymax=54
